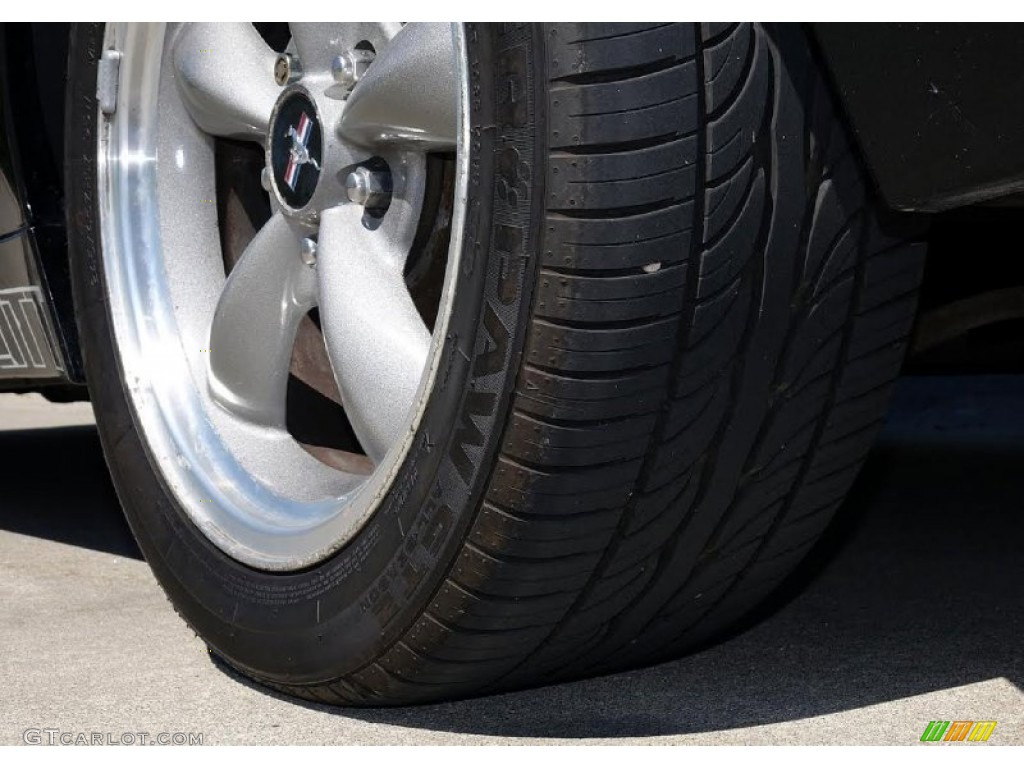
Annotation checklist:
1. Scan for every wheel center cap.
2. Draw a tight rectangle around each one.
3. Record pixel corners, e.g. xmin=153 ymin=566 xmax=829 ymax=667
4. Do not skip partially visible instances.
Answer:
xmin=269 ymin=89 xmax=323 ymax=210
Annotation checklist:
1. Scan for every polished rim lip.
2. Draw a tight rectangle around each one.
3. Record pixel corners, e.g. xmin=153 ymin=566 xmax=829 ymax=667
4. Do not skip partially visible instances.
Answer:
xmin=96 ymin=23 xmax=470 ymax=571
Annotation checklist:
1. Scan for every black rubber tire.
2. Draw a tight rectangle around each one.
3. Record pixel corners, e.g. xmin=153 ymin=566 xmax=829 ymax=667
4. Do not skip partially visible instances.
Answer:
xmin=68 ymin=22 xmax=924 ymax=706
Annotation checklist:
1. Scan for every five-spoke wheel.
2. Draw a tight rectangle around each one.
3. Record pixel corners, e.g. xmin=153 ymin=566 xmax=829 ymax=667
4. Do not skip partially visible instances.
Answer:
xmin=93 ymin=22 xmax=468 ymax=569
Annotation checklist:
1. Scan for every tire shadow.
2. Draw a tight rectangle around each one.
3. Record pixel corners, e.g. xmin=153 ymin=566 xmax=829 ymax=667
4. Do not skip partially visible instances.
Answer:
xmin=0 ymin=424 xmax=140 ymax=559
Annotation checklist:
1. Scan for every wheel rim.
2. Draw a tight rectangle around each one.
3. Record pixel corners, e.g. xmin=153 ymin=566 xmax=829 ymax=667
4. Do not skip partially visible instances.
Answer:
xmin=97 ymin=23 xmax=469 ymax=570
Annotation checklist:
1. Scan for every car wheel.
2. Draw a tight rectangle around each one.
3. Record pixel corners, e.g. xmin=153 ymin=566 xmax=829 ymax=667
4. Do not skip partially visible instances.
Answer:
xmin=67 ymin=22 xmax=924 ymax=705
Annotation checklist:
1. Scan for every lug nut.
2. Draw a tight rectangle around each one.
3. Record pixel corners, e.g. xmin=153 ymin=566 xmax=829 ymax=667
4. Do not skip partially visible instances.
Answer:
xmin=300 ymin=237 xmax=317 ymax=267
xmin=331 ymin=49 xmax=375 ymax=92
xmin=274 ymin=53 xmax=302 ymax=86
xmin=345 ymin=166 xmax=390 ymax=209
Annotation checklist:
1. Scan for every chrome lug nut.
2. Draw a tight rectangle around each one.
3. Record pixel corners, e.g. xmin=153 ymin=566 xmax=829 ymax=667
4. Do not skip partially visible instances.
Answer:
xmin=274 ymin=53 xmax=302 ymax=86
xmin=300 ymin=237 xmax=317 ymax=267
xmin=331 ymin=49 xmax=375 ymax=92
xmin=345 ymin=166 xmax=390 ymax=209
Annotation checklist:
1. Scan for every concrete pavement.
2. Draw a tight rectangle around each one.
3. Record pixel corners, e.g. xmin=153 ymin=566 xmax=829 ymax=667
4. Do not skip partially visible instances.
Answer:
xmin=0 ymin=379 xmax=1021 ymax=745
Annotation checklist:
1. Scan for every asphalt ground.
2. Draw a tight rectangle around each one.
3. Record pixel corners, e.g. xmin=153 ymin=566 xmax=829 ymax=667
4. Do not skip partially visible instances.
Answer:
xmin=0 ymin=376 xmax=1021 ymax=745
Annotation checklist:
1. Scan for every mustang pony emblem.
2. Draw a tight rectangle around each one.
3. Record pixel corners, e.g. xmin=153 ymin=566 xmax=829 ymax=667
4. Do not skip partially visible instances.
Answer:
xmin=283 ymin=112 xmax=320 ymax=191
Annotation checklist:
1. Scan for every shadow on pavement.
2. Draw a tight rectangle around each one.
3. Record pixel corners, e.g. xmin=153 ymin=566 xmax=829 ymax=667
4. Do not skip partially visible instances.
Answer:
xmin=0 ymin=425 xmax=140 ymax=559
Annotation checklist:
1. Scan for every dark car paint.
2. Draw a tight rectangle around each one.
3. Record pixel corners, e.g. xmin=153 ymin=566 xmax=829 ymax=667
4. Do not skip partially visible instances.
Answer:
xmin=813 ymin=23 xmax=1024 ymax=212
xmin=2 ymin=22 xmax=1024 ymax=390
xmin=0 ymin=22 xmax=80 ymax=386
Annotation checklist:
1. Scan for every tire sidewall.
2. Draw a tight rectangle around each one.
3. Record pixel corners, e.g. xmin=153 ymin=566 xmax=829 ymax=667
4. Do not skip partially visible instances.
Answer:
xmin=67 ymin=22 xmax=545 ymax=684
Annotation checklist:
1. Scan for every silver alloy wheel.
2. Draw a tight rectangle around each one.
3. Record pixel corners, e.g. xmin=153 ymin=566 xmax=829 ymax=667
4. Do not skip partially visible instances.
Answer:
xmin=96 ymin=22 xmax=469 ymax=570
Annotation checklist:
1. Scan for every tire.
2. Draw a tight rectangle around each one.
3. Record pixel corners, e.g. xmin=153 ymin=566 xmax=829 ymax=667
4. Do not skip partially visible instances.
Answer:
xmin=67 ymin=22 xmax=924 ymax=705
